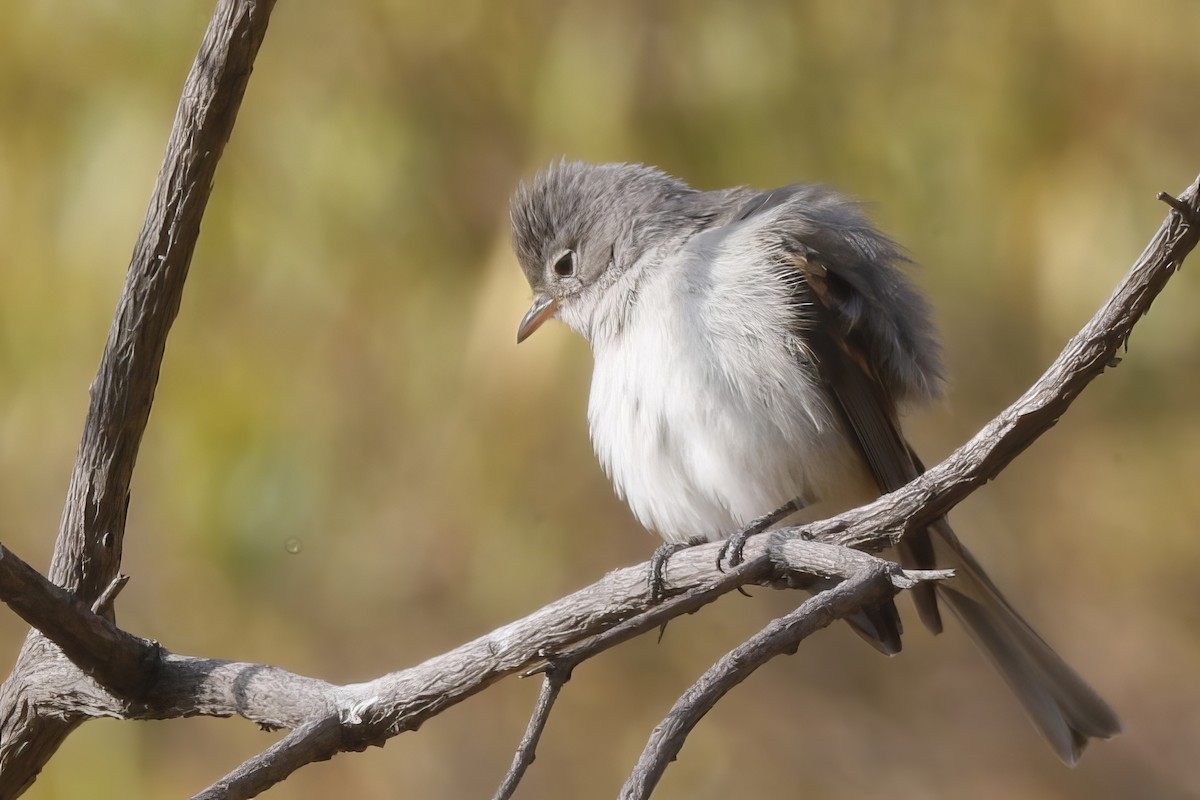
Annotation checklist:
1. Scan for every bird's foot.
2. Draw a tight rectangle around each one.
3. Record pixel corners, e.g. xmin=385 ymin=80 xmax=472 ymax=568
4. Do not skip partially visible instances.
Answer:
xmin=718 ymin=497 xmax=805 ymax=571
xmin=648 ymin=537 xmax=708 ymax=603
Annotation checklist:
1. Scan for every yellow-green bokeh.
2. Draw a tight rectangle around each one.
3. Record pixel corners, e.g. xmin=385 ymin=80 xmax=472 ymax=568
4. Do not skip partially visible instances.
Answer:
xmin=2 ymin=2 xmax=1199 ymax=798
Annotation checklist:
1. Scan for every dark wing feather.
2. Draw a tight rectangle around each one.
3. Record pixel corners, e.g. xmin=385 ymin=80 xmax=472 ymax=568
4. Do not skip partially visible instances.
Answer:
xmin=796 ymin=254 xmax=944 ymax=633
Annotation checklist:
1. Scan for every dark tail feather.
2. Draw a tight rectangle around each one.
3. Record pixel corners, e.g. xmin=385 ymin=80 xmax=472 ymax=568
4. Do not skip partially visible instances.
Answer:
xmin=926 ymin=521 xmax=1122 ymax=764
xmin=802 ymin=575 xmax=904 ymax=655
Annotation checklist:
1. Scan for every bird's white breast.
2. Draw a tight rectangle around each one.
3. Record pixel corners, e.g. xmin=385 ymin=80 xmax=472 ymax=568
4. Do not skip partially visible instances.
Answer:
xmin=584 ymin=223 xmax=876 ymax=543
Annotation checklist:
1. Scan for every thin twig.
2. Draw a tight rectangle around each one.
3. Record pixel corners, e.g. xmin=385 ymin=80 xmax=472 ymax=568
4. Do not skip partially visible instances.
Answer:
xmin=192 ymin=715 xmax=352 ymax=800
xmin=1158 ymin=190 xmax=1199 ymax=226
xmin=92 ymin=574 xmax=130 ymax=616
xmin=493 ymin=671 xmax=568 ymax=800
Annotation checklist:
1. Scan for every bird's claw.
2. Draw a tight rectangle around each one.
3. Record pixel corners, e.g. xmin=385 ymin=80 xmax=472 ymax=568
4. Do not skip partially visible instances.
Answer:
xmin=716 ymin=497 xmax=804 ymax=572
xmin=648 ymin=537 xmax=706 ymax=603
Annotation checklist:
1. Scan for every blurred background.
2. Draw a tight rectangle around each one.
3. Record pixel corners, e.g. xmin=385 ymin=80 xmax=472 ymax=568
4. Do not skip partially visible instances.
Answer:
xmin=1 ymin=1 xmax=1198 ymax=798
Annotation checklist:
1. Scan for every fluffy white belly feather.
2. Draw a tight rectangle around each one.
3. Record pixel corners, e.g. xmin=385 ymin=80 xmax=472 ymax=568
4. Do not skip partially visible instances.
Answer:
xmin=584 ymin=250 xmax=876 ymax=543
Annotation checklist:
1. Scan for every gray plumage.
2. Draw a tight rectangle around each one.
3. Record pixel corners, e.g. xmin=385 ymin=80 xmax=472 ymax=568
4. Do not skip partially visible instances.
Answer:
xmin=511 ymin=159 xmax=1120 ymax=765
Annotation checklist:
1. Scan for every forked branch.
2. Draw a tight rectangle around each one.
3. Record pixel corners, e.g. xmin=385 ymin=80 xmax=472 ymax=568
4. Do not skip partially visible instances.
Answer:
xmin=0 ymin=1 xmax=279 ymax=795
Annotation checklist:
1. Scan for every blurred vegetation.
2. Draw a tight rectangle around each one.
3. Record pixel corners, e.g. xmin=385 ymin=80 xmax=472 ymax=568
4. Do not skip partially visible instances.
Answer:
xmin=2 ymin=1 xmax=1199 ymax=798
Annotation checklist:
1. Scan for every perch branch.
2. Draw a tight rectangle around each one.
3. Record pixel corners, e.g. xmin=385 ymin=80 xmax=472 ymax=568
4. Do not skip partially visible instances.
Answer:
xmin=493 ymin=540 xmax=945 ymax=800
xmin=492 ymin=554 xmax=770 ymax=800
xmin=0 ymin=525 xmax=941 ymax=799
xmin=0 ymin=175 xmax=1196 ymax=797
xmin=201 ymin=542 xmax=948 ymax=798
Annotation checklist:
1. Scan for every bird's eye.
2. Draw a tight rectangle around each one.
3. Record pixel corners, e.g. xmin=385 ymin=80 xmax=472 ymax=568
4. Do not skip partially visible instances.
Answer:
xmin=553 ymin=250 xmax=576 ymax=277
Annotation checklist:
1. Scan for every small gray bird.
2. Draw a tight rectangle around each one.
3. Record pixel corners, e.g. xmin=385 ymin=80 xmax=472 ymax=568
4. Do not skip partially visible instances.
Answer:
xmin=510 ymin=159 xmax=1120 ymax=764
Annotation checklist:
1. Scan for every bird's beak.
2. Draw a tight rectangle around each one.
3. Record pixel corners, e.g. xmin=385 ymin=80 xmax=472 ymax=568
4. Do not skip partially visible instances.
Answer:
xmin=517 ymin=294 xmax=559 ymax=343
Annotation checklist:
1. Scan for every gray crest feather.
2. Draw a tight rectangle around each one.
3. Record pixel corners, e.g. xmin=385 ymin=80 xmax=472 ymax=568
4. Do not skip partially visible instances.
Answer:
xmin=510 ymin=161 xmax=714 ymax=292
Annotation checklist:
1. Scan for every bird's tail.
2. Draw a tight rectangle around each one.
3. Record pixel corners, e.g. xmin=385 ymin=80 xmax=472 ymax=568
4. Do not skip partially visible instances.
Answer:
xmin=913 ymin=519 xmax=1122 ymax=765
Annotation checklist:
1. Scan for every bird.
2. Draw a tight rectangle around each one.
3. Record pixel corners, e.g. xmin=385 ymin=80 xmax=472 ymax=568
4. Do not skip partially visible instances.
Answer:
xmin=509 ymin=159 xmax=1121 ymax=765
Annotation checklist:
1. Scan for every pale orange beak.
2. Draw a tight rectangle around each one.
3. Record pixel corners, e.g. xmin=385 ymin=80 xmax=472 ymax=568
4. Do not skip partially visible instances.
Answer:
xmin=516 ymin=295 xmax=559 ymax=343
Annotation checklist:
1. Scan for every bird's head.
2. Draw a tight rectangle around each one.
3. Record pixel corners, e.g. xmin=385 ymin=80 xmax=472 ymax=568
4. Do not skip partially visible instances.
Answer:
xmin=510 ymin=160 xmax=697 ymax=342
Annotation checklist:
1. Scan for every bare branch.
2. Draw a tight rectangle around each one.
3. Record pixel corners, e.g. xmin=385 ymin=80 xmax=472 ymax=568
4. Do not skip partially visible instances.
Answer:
xmin=0 ymin=540 xmax=340 ymax=729
xmin=0 ymin=1 xmax=279 ymax=793
xmin=492 ymin=550 xmax=779 ymax=799
xmin=493 ymin=541 xmax=946 ymax=799
xmin=175 ymin=540 xmax=946 ymax=798
xmin=619 ymin=564 xmax=899 ymax=800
